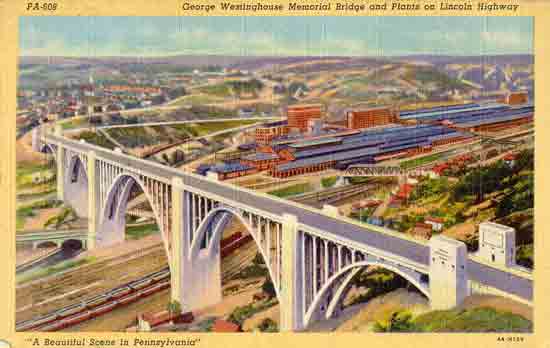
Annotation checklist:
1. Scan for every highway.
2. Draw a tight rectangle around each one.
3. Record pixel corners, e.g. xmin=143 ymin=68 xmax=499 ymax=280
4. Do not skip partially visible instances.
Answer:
xmin=63 ymin=116 xmax=284 ymax=132
xmin=46 ymin=133 xmax=533 ymax=302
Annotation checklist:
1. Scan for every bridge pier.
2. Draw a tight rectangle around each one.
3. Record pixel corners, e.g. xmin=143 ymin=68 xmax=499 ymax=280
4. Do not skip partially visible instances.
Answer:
xmin=170 ymin=177 xmax=224 ymax=313
xmin=429 ymin=235 xmax=468 ymax=310
xmin=54 ymin=126 xmax=65 ymax=201
xmin=87 ymin=151 xmax=98 ymax=250
xmin=280 ymin=214 xmax=305 ymax=331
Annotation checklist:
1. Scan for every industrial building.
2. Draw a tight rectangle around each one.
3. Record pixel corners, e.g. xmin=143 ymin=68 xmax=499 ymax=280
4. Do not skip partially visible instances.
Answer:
xmin=346 ymin=106 xmax=397 ymax=129
xmin=201 ymin=101 xmax=534 ymax=180
xmin=506 ymin=91 xmax=529 ymax=105
xmin=286 ymin=103 xmax=323 ymax=131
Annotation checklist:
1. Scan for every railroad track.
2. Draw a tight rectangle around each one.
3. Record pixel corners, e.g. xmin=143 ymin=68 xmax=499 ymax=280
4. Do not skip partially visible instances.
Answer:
xmin=17 ymin=233 xmax=253 ymax=332
xmin=292 ymin=182 xmax=378 ymax=207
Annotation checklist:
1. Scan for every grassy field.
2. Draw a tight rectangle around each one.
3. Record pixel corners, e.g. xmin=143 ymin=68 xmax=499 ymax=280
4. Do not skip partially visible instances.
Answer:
xmin=172 ymin=120 xmax=259 ymax=137
xmin=76 ymin=131 xmax=117 ymax=149
xmin=16 ymin=162 xmax=54 ymax=188
xmin=268 ymin=183 xmax=313 ymax=198
xmin=321 ymin=176 xmax=338 ymax=188
xmin=16 ymin=199 xmax=64 ymax=230
xmin=400 ymin=152 xmax=444 ymax=169
xmin=60 ymin=117 xmax=89 ymax=130
xmin=375 ymin=307 xmax=532 ymax=332
xmin=125 ymin=223 xmax=159 ymax=240
xmin=167 ymin=94 xmax=225 ymax=107
xmin=17 ymin=256 xmax=97 ymax=284
xmin=196 ymin=83 xmax=233 ymax=97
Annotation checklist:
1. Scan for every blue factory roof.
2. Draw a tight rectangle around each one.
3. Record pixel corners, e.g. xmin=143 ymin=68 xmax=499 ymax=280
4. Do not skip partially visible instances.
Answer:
xmin=276 ymin=147 xmax=380 ymax=172
xmin=399 ymin=103 xmax=479 ymax=116
xmin=428 ymin=131 xmax=471 ymax=142
xmin=242 ymin=152 xmax=279 ymax=161
xmin=399 ymin=103 xmax=509 ymax=120
xmin=289 ymin=137 xmax=342 ymax=149
xmin=452 ymin=112 xmax=532 ymax=128
xmin=211 ymin=162 xmax=253 ymax=174
xmin=293 ymin=138 xmax=383 ymax=159
xmin=238 ymin=142 xmax=257 ymax=151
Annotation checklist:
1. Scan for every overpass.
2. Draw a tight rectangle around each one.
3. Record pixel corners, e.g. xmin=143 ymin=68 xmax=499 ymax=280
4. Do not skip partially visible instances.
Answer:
xmin=16 ymin=229 xmax=88 ymax=249
xmin=32 ymin=125 xmax=533 ymax=331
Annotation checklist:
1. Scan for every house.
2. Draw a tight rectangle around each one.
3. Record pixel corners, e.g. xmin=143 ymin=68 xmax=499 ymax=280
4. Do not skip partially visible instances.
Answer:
xmin=212 ymin=319 xmax=241 ymax=332
xmin=395 ymin=183 xmax=414 ymax=200
xmin=424 ymin=217 xmax=444 ymax=231
xmin=503 ymin=153 xmax=517 ymax=167
xmin=137 ymin=310 xmax=194 ymax=331
xmin=410 ymin=223 xmax=433 ymax=240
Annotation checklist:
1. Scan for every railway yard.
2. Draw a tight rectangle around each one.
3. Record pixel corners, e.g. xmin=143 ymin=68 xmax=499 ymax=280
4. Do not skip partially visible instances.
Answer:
xmin=15 ymin=216 xmax=273 ymax=332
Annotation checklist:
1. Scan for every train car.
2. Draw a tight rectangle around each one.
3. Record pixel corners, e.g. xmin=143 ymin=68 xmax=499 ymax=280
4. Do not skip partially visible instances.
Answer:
xmin=91 ymin=301 xmax=118 ymax=317
xmin=85 ymin=294 xmax=110 ymax=309
xmin=140 ymin=281 xmax=170 ymax=297
xmin=22 ymin=313 xmax=58 ymax=331
xmin=129 ymin=277 xmax=154 ymax=291
xmin=61 ymin=311 xmax=92 ymax=327
xmin=56 ymin=303 xmax=86 ymax=319
xmin=221 ymin=235 xmax=253 ymax=258
xmin=110 ymin=287 xmax=132 ymax=300
xmin=117 ymin=292 xmax=141 ymax=306
xmin=16 ymin=316 xmax=55 ymax=332
xmin=38 ymin=320 xmax=66 ymax=332
xmin=220 ymin=232 xmax=242 ymax=249
xmin=374 ymin=151 xmax=408 ymax=162
xmin=151 ymin=270 xmax=170 ymax=283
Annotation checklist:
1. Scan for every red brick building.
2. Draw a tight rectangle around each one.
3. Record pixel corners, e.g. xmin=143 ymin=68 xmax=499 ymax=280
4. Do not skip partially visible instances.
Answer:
xmin=506 ymin=91 xmax=529 ymax=105
xmin=255 ymin=125 xmax=289 ymax=144
xmin=287 ymin=104 xmax=323 ymax=131
xmin=346 ymin=106 xmax=396 ymax=129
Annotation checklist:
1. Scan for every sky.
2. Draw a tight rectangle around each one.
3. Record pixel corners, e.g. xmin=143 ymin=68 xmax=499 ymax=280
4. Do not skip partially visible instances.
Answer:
xmin=19 ymin=16 xmax=533 ymax=57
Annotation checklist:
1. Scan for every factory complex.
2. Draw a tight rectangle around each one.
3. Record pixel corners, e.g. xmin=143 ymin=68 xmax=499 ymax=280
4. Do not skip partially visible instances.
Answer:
xmin=201 ymin=92 xmax=533 ymax=180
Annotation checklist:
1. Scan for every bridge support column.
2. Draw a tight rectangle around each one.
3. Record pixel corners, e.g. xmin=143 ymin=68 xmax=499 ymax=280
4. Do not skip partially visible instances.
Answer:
xmin=280 ymin=213 xmax=305 ymax=332
xmin=87 ymin=151 xmax=97 ymax=250
xmin=429 ymin=235 xmax=468 ymax=310
xmin=31 ymin=127 xmax=41 ymax=152
xmin=56 ymin=148 xmax=65 ymax=201
xmin=171 ymin=178 xmax=223 ymax=312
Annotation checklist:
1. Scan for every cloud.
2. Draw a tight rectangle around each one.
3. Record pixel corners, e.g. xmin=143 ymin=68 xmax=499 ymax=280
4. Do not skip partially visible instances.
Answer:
xmin=19 ymin=17 xmax=532 ymax=57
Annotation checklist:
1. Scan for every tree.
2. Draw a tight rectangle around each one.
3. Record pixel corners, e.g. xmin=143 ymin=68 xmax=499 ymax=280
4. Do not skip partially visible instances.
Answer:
xmin=167 ymin=300 xmax=182 ymax=319
xmin=162 ymin=153 xmax=170 ymax=165
xmin=262 ymin=278 xmax=276 ymax=299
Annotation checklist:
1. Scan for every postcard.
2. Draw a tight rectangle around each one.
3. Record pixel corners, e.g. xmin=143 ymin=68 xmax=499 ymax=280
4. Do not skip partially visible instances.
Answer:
xmin=0 ymin=1 xmax=546 ymax=348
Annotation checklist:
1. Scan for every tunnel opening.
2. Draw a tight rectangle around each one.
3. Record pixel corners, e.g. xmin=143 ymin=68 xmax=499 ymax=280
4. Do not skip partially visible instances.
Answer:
xmin=61 ymin=239 xmax=83 ymax=251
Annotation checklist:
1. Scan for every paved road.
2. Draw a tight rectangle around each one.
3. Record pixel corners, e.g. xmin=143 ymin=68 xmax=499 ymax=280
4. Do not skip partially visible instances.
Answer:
xmin=46 ymin=134 xmax=533 ymax=301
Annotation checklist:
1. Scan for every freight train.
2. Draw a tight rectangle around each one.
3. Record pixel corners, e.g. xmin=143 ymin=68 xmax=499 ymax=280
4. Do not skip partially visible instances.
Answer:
xmin=17 ymin=231 xmax=254 ymax=332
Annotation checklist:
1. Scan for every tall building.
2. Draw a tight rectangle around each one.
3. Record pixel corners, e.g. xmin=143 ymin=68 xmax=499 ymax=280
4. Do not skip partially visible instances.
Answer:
xmin=346 ymin=106 xmax=396 ymax=129
xmin=287 ymin=104 xmax=323 ymax=131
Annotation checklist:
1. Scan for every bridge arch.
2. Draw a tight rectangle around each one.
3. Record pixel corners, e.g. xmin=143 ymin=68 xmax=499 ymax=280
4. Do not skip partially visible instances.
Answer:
xmin=303 ymin=260 xmax=430 ymax=328
xmin=39 ymin=143 xmax=56 ymax=160
xmin=99 ymin=172 xmax=166 ymax=252
xmin=64 ymin=154 xmax=89 ymax=217
xmin=190 ymin=206 xmax=282 ymax=302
